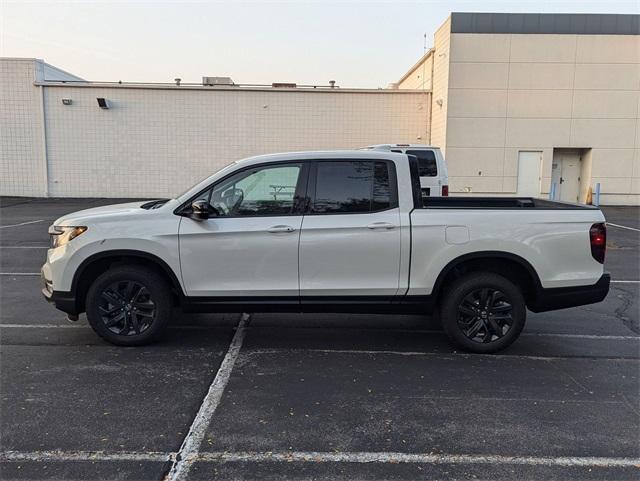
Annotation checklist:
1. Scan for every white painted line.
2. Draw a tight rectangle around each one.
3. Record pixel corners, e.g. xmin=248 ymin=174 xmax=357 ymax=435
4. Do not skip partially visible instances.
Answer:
xmin=611 ymin=280 xmax=640 ymax=284
xmin=0 ymin=272 xmax=40 ymax=276
xmin=0 ymin=219 xmax=44 ymax=229
xmin=0 ymin=246 xmax=48 ymax=249
xmin=607 ymin=222 xmax=640 ymax=233
xmin=3 ymin=449 xmax=638 ymax=469
xmin=247 ymin=348 xmax=639 ymax=362
xmin=198 ymin=450 xmax=640 ymax=468
xmin=164 ymin=313 xmax=250 ymax=481
xmin=0 ymin=323 xmax=637 ymax=341
xmin=0 ymin=450 xmax=172 ymax=462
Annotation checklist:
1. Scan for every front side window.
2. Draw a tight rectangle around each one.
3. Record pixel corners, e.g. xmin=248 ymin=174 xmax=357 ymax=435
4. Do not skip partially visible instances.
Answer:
xmin=204 ymin=163 xmax=302 ymax=217
xmin=312 ymin=161 xmax=395 ymax=214
xmin=406 ymin=149 xmax=437 ymax=177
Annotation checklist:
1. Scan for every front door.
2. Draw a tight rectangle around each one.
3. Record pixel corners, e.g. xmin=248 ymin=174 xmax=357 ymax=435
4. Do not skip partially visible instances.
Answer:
xmin=179 ymin=162 xmax=306 ymax=297
xmin=299 ymin=160 xmax=402 ymax=298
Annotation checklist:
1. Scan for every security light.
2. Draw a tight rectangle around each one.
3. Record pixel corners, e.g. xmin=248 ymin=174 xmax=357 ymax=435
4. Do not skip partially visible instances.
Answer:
xmin=97 ymin=98 xmax=110 ymax=109
xmin=61 ymin=98 xmax=72 ymax=105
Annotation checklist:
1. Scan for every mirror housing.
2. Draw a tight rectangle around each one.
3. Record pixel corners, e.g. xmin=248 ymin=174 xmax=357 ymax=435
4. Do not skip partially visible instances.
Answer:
xmin=189 ymin=200 xmax=217 ymax=220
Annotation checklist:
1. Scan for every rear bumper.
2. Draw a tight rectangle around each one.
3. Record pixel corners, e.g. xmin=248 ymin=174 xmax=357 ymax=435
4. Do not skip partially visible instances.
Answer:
xmin=528 ymin=273 xmax=610 ymax=313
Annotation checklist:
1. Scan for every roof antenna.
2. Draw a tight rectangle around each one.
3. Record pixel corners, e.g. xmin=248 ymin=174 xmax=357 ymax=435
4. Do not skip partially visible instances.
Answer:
xmin=423 ymin=33 xmax=427 ymax=54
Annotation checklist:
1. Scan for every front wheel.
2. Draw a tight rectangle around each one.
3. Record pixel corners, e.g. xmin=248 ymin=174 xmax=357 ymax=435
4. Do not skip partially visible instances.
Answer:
xmin=86 ymin=265 xmax=173 ymax=346
xmin=440 ymin=272 xmax=526 ymax=353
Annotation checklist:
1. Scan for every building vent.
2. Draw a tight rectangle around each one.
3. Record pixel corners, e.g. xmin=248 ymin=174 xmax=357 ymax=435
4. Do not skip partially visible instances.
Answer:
xmin=272 ymin=82 xmax=297 ymax=88
xmin=202 ymin=76 xmax=235 ymax=86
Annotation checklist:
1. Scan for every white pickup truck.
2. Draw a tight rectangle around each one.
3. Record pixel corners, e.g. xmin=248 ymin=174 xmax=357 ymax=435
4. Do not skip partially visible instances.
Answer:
xmin=42 ymin=150 xmax=610 ymax=353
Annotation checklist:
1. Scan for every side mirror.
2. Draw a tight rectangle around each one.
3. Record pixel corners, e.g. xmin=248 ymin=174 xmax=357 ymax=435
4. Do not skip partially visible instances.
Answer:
xmin=190 ymin=200 xmax=217 ymax=220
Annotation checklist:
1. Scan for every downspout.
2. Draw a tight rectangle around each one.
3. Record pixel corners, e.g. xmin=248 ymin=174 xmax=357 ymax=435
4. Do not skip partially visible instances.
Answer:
xmin=38 ymin=84 xmax=49 ymax=197
xmin=429 ymin=52 xmax=434 ymax=144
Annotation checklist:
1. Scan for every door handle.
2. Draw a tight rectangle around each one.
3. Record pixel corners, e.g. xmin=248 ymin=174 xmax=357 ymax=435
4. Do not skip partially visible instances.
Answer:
xmin=267 ymin=225 xmax=295 ymax=233
xmin=367 ymin=222 xmax=395 ymax=230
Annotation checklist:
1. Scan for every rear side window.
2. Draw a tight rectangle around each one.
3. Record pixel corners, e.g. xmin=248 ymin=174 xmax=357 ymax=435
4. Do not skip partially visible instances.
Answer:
xmin=406 ymin=149 xmax=437 ymax=177
xmin=312 ymin=161 xmax=396 ymax=214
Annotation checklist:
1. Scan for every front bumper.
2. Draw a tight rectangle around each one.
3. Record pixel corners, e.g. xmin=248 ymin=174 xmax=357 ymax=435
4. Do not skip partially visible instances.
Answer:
xmin=528 ymin=273 xmax=611 ymax=313
xmin=41 ymin=267 xmax=80 ymax=315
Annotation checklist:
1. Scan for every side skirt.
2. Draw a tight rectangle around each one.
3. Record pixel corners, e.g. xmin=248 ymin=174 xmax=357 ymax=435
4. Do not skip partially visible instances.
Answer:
xmin=181 ymin=295 xmax=435 ymax=314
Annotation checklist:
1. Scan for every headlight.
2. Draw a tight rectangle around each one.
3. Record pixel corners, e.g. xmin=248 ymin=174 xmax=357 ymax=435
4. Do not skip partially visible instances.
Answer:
xmin=49 ymin=226 xmax=87 ymax=248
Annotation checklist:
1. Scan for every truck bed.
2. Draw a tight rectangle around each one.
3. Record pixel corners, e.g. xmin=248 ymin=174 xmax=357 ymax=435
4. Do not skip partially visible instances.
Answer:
xmin=421 ymin=197 xmax=595 ymax=210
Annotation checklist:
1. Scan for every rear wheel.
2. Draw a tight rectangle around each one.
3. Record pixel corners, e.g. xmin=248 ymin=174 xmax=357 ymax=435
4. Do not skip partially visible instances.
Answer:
xmin=86 ymin=265 xmax=172 ymax=346
xmin=439 ymin=272 xmax=526 ymax=353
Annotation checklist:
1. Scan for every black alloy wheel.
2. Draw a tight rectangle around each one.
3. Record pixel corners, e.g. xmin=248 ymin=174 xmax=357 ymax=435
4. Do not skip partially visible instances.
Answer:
xmin=86 ymin=265 xmax=173 ymax=346
xmin=457 ymin=288 xmax=514 ymax=343
xmin=98 ymin=280 xmax=156 ymax=336
xmin=440 ymin=272 xmax=526 ymax=353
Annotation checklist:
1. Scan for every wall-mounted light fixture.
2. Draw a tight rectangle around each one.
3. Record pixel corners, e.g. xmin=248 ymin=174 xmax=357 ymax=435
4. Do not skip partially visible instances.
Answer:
xmin=435 ymin=98 xmax=443 ymax=107
xmin=61 ymin=98 xmax=72 ymax=105
xmin=97 ymin=98 xmax=110 ymax=109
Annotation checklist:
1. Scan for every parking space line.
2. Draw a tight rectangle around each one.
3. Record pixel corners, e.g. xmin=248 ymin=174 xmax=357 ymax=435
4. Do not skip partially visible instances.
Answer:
xmin=0 ymin=450 xmax=172 ymax=462
xmin=611 ymin=280 xmax=640 ymax=284
xmin=0 ymin=220 xmax=44 ymax=229
xmin=0 ymin=273 xmax=40 ymax=276
xmin=164 ymin=313 xmax=250 ymax=481
xmin=607 ymin=222 xmax=640 ymax=233
xmin=0 ymin=323 xmax=637 ymax=341
xmin=3 ymin=449 xmax=638 ymax=468
xmin=245 ymin=348 xmax=639 ymax=362
xmin=197 ymin=450 xmax=640 ymax=468
xmin=0 ymin=246 xmax=48 ymax=249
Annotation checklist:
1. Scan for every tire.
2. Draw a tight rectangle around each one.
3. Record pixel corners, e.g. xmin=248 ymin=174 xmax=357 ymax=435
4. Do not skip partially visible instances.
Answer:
xmin=439 ymin=272 xmax=526 ymax=353
xmin=86 ymin=265 xmax=173 ymax=346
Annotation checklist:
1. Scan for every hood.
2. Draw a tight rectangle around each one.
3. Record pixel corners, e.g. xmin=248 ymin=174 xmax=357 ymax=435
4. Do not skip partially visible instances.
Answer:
xmin=54 ymin=200 xmax=162 ymax=226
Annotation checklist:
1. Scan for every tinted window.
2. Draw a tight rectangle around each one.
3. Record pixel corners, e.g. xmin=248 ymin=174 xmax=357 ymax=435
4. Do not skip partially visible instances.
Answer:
xmin=406 ymin=149 xmax=437 ymax=177
xmin=312 ymin=161 xmax=394 ymax=214
xmin=208 ymin=164 xmax=301 ymax=217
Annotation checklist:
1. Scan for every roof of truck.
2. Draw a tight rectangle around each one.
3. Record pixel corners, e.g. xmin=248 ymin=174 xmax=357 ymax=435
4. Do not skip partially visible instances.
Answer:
xmin=234 ymin=149 xmax=408 ymax=166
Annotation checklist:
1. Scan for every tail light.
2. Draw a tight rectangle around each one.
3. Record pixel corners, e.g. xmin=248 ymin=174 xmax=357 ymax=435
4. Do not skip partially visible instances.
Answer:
xmin=442 ymin=185 xmax=449 ymax=196
xmin=589 ymin=223 xmax=606 ymax=264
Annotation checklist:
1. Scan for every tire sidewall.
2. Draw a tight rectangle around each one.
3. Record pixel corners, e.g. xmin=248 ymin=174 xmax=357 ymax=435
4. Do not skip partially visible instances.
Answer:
xmin=86 ymin=266 xmax=172 ymax=346
xmin=440 ymin=273 xmax=526 ymax=353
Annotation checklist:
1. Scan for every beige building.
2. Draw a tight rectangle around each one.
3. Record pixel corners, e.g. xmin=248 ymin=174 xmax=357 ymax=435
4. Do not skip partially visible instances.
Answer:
xmin=1 ymin=13 xmax=639 ymax=204
xmin=397 ymin=12 xmax=640 ymax=205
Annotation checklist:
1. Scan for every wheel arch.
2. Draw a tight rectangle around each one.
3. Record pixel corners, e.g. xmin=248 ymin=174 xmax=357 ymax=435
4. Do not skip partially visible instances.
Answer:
xmin=72 ymin=250 xmax=184 ymax=312
xmin=431 ymin=251 xmax=542 ymax=307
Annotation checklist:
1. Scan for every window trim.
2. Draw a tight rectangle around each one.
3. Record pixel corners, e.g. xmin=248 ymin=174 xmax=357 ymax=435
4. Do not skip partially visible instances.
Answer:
xmin=174 ymin=160 xmax=310 ymax=218
xmin=304 ymin=159 xmax=399 ymax=216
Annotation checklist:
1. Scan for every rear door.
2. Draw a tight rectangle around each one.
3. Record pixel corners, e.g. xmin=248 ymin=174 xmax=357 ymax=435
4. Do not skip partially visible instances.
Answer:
xmin=298 ymin=159 xmax=402 ymax=298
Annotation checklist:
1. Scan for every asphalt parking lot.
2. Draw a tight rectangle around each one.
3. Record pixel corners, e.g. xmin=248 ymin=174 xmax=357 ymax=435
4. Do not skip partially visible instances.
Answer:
xmin=1 ymin=197 xmax=638 ymax=481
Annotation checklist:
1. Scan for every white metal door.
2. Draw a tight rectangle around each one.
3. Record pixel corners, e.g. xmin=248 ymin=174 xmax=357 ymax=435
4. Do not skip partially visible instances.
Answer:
xmin=178 ymin=163 xmax=303 ymax=297
xmin=517 ymin=151 xmax=542 ymax=197
xmin=559 ymin=153 xmax=581 ymax=203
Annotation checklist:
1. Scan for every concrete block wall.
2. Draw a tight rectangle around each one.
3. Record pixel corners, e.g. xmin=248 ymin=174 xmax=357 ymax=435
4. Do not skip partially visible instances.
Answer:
xmin=40 ymin=86 xmax=429 ymax=198
xmin=443 ymin=32 xmax=640 ymax=203
xmin=0 ymin=59 xmax=46 ymax=197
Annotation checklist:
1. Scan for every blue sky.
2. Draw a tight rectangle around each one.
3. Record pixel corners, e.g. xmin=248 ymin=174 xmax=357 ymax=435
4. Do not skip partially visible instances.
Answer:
xmin=1 ymin=0 xmax=638 ymax=87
